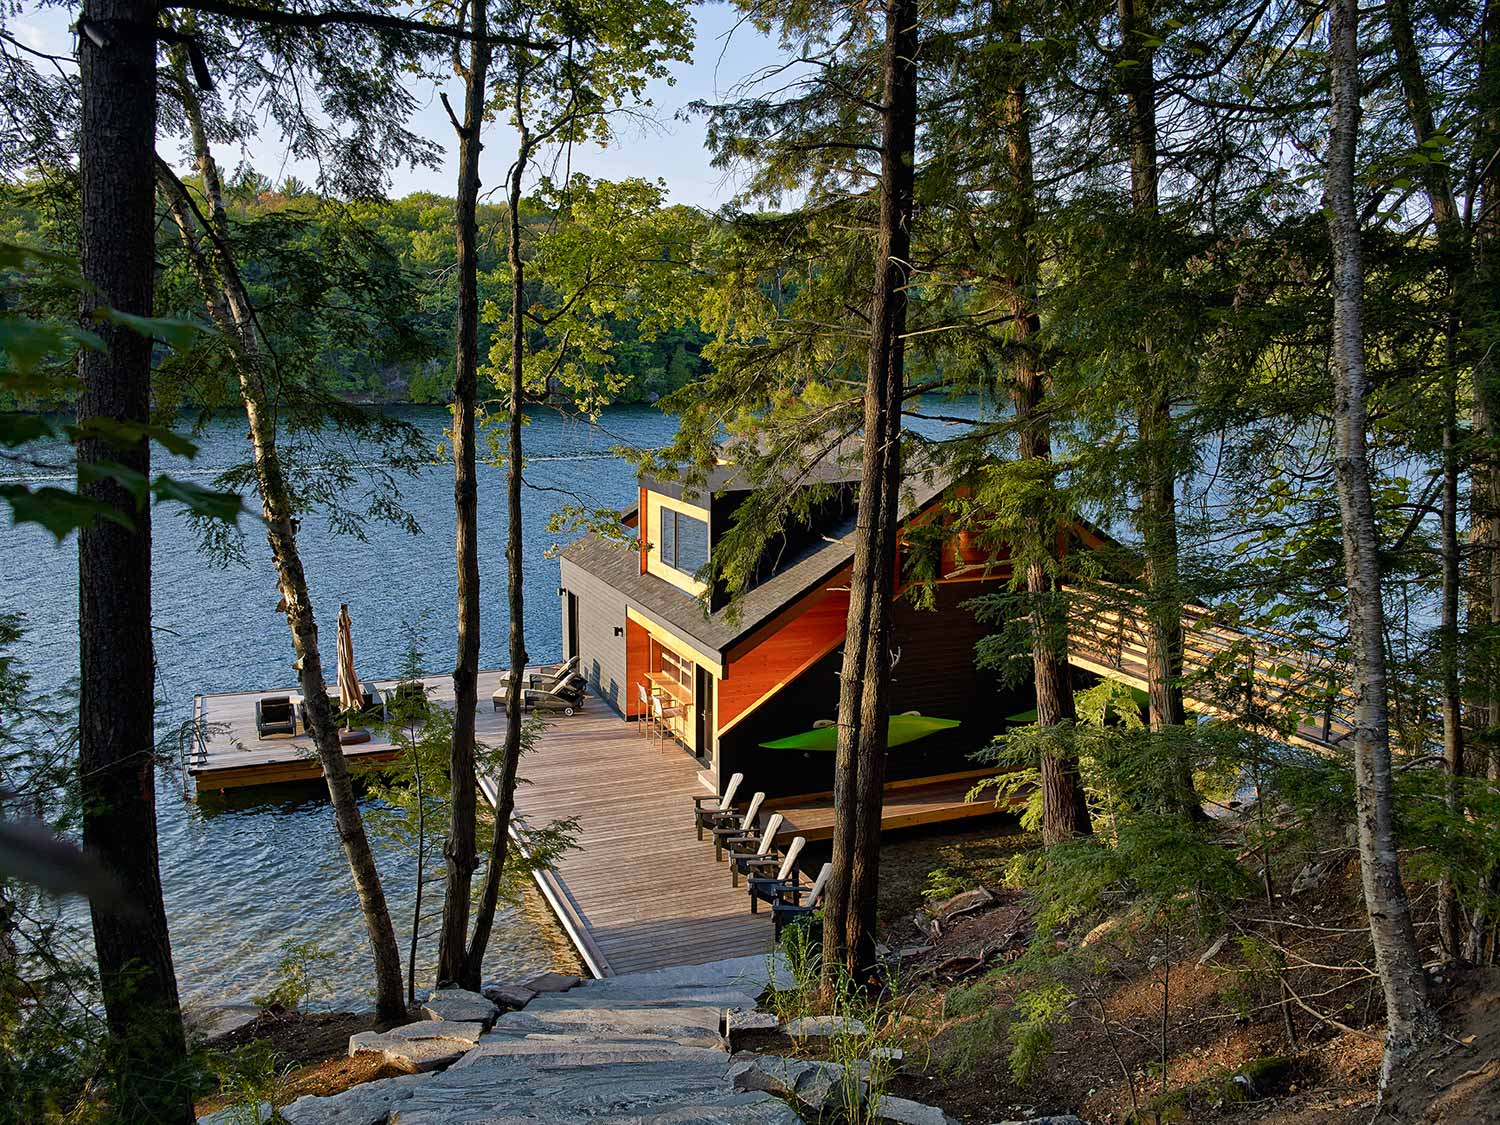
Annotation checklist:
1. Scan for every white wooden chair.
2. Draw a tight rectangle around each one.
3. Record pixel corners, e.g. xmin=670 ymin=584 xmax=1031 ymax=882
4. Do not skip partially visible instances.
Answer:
xmin=711 ymin=791 xmax=765 ymax=861
xmin=692 ymin=772 xmax=744 ymax=839
xmin=773 ymin=862 xmax=834 ymax=937
xmin=726 ymin=812 xmax=785 ymax=887
xmin=748 ymin=836 xmax=806 ymax=913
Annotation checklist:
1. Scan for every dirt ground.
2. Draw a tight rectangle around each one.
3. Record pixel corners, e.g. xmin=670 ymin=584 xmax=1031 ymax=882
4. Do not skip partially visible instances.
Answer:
xmin=872 ymin=822 xmax=1500 ymax=1125
xmin=192 ymin=1008 xmax=413 ymax=1116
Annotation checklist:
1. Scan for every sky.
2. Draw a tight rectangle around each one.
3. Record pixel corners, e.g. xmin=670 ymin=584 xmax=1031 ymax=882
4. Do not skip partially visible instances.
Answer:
xmin=11 ymin=1 xmax=789 ymax=209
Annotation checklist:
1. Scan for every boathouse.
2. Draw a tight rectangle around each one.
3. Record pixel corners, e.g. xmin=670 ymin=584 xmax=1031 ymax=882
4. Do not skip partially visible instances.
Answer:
xmin=557 ymin=453 xmax=1106 ymax=803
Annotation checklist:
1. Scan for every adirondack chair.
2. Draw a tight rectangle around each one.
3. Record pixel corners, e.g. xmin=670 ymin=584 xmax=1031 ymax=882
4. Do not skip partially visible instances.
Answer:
xmin=747 ymin=836 xmax=806 ymax=913
xmin=692 ymin=772 xmax=744 ymax=840
xmin=711 ymin=791 xmax=765 ymax=861
xmin=725 ymin=813 xmax=785 ymax=887
xmin=772 ymin=862 xmax=833 ymax=938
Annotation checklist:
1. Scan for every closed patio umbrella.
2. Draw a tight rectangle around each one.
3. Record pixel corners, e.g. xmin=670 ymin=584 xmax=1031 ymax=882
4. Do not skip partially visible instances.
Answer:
xmin=335 ymin=603 xmax=370 ymax=743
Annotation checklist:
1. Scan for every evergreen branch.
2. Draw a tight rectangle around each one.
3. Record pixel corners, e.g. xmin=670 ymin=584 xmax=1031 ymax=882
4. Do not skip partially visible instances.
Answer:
xmin=159 ymin=0 xmax=559 ymax=49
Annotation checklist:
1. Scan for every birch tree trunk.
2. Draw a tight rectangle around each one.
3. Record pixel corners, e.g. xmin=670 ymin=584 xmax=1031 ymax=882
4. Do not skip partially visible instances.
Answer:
xmin=464 ymin=88 xmax=532 ymax=989
xmin=1324 ymin=0 xmax=1438 ymax=1079
xmin=830 ymin=0 xmax=919 ymax=983
xmin=164 ymin=72 xmax=405 ymax=1022
xmin=438 ymin=0 xmax=491 ymax=989
xmin=1001 ymin=34 xmax=1091 ymax=845
xmin=77 ymin=3 xmax=193 ymax=1117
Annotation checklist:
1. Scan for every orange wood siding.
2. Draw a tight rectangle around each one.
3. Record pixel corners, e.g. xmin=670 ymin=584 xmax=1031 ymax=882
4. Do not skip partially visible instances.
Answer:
xmin=717 ymin=586 xmax=850 ymax=732
xmin=624 ymin=616 xmax=650 ymax=717
xmin=638 ymin=486 xmax=648 ymax=573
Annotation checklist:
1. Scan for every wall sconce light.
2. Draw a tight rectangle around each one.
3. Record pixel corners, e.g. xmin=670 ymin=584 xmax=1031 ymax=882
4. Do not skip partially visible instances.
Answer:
xmin=613 ymin=626 xmax=625 ymax=637
xmin=557 ymin=586 xmax=566 ymax=597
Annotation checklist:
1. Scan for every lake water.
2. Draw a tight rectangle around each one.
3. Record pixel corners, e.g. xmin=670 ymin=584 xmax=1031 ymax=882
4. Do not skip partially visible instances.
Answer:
xmin=1 ymin=404 xmax=678 ymax=1008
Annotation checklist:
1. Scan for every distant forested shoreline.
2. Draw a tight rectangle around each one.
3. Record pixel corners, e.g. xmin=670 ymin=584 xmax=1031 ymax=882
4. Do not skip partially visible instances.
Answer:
xmin=1 ymin=174 xmax=712 ymax=409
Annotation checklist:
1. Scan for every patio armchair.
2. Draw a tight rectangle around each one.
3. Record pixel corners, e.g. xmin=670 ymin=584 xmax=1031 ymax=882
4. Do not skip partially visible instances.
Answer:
xmin=254 ymin=695 xmax=296 ymax=739
xmin=711 ymin=791 xmax=765 ymax=861
xmin=725 ymin=813 xmax=784 ymax=887
xmin=692 ymin=772 xmax=743 ymax=839
xmin=747 ymin=835 xmax=806 ymax=913
xmin=772 ymin=862 xmax=833 ymax=938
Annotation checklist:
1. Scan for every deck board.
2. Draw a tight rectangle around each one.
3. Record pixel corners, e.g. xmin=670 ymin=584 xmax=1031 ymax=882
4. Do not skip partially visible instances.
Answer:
xmin=489 ymin=708 xmax=775 ymax=977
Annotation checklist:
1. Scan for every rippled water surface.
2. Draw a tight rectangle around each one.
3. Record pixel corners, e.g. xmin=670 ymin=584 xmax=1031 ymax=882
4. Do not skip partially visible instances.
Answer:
xmin=1 ymin=404 xmax=677 ymax=1006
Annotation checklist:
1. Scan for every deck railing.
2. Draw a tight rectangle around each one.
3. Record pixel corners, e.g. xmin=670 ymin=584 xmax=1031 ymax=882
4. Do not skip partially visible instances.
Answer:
xmin=1063 ymin=581 xmax=1358 ymax=750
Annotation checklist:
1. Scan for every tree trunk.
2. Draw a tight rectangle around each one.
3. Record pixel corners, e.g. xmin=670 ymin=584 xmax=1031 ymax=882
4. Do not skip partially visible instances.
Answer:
xmin=827 ymin=0 xmax=919 ymax=984
xmin=163 ymin=74 xmax=406 ymax=1022
xmin=1325 ymin=0 xmax=1438 ymax=1080
xmin=1000 ymin=29 xmax=1091 ymax=845
xmin=77 ymin=4 xmax=194 ymax=1119
xmin=1118 ymin=0 xmax=1196 ymax=813
xmin=1386 ymin=0 xmax=1472 ymax=964
xmin=1466 ymin=0 xmax=1500 ymax=965
xmin=438 ymin=0 xmax=491 ymax=990
xmin=464 ymin=96 xmax=531 ymax=990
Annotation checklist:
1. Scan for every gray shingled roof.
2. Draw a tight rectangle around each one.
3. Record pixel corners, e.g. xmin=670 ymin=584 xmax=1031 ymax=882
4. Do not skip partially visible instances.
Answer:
xmin=559 ymin=467 xmax=952 ymax=660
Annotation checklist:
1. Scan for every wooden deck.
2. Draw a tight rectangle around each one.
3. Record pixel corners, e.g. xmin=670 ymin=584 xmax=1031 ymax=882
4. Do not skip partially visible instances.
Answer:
xmin=483 ymin=709 xmax=774 ymax=978
xmin=186 ymin=669 xmax=520 ymax=792
xmin=190 ymin=671 xmax=1019 ymax=981
xmin=766 ymin=769 xmax=1014 ymax=843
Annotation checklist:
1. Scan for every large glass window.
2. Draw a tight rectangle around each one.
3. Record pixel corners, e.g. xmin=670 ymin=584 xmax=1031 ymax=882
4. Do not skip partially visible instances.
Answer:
xmin=659 ymin=507 xmax=708 ymax=574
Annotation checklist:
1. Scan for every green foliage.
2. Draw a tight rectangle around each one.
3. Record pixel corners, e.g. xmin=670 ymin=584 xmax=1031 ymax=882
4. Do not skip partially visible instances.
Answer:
xmin=921 ymin=867 xmax=968 ymax=903
xmin=202 ymin=1040 xmax=286 ymax=1125
xmin=1 ymin=242 xmax=248 ymax=540
xmin=252 ymin=939 xmax=337 ymax=1014
xmin=1007 ymin=981 xmax=1074 ymax=1086
xmin=0 ymin=616 xmax=108 ymax=1121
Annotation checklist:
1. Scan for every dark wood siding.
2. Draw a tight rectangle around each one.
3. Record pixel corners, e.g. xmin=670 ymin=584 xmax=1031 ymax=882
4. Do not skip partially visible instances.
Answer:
xmin=716 ymin=577 xmax=1031 ymax=798
xmin=560 ymin=557 xmax=629 ymax=716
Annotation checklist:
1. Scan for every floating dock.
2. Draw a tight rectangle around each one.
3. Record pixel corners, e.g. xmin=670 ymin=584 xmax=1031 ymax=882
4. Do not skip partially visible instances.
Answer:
xmin=186 ymin=669 xmax=518 ymax=791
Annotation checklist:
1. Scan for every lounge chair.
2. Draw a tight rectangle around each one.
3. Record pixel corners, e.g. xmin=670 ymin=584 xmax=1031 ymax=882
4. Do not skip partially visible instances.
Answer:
xmin=495 ymin=656 xmax=580 ymax=702
xmin=747 ymin=836 xmax=806 ymax=913
xmin=254 ymin=695 xmax=296 ymax=739
xmin=772 ymin=861 xmax=833 ymax=938
xmin=726 ymin=813 xmax=784 ymax=887
xmin=519 ymin=672 xmax=587 ymax=715
xmin=711 ymin=791 xmax=765 ymax=861
xmin=693 ymin=772 xmax=744 ymax=839
xmin=527 ymin=655 xmax=580 ymax=691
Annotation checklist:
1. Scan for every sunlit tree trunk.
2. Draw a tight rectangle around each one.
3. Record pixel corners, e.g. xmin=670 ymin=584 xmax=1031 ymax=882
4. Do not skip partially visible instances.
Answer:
xmin=163 ymin=69 xmax=405 ymax=1022
xmin=1325 ymin=0 xmax=1438 ymax=1080
xmin=77 ymin=2 xmax=193 ymax=1117
xmin=828 ymin=0 xmax=919 ymax=984
xmin=438 ymin=0 xmax=491 ymax=989
xmin=464 ymin=73 xmax=532 ymax=989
